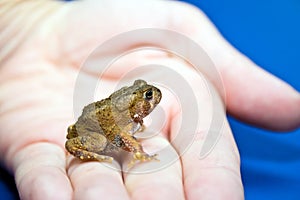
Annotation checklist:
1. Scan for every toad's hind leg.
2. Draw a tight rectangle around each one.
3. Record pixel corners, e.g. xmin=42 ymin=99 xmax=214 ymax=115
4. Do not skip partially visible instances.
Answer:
xmin=65 ymin=132 xmax=113 ymax=163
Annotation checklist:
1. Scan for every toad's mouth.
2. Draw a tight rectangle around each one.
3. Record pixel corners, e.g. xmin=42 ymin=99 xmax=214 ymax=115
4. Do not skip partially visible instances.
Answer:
xmin=140 ymin=110 xmax=151 ymax=118
xmin=133 ymin=113 xmax=144 ymax=121
xmin=133 ymin=110 xmax=149 ymax=121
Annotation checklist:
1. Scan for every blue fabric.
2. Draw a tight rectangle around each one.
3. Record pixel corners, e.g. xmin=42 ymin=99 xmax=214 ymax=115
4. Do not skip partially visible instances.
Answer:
xmin=1 ymin=1 xmax=299 ymax=199
xmin=181 ymin=0 xmax=300 ymax=199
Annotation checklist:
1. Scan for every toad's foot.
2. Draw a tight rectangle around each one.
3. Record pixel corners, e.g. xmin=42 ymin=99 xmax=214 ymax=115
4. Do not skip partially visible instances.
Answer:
xmin=69 ymin=148 xmax=114 ymax=163
xmin=128 ymin=152 xmax=159 ymax=168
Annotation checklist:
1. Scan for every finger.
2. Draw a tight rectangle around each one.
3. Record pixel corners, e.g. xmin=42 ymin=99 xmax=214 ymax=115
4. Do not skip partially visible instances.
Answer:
xmin=219 ymin=55 xmax=300 ymax=131
xmin=167 ymin=4 xmax=300 ymax=131
xmin=123 ymin=137 xmax=185 ymax=200
xmin=67 ymin=157 xmax=130 ymax=200
xmin=170 ymin=5 xmax=300 ymax=131
xmin=181 ymin=123 xmax=243 ymax=200
xmin=169 ymin=74 xmax=243 ymax=199
xmin=12 ymin=143 xmax=72 ymax=200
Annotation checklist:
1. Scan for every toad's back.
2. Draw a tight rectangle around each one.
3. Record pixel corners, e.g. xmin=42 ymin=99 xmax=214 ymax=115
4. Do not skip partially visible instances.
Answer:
xmin=75 ymin=98 xmax=117 ymax=136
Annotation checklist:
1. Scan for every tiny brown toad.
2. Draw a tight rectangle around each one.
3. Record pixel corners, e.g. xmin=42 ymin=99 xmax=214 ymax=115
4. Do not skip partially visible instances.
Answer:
xmin=65 ymin=79 xmax=162 ymax=167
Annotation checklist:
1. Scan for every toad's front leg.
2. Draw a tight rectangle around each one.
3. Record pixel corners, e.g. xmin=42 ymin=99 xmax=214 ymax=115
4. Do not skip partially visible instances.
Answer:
xmin=120 ymin=132 xmax=158 ymax=167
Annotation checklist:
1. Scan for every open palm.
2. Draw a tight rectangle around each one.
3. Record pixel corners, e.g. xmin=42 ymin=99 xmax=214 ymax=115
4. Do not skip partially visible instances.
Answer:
xmin=1 ymin=1 xmax=299 ymax=199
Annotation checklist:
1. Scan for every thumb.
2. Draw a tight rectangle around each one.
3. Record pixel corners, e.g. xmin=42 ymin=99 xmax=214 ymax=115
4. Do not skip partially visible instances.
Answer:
xmin=52 ymin=0 xmax=300 ymax=131
xmin=220 ymin=52 xmax=300 ymax=131
xmin=164 ymin=3 xmax=300 ymax=131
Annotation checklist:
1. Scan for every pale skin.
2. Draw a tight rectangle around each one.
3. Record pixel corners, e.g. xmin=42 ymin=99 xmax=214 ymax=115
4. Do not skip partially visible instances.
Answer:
xmin=0 ymin=0 xmax=300 ymax=200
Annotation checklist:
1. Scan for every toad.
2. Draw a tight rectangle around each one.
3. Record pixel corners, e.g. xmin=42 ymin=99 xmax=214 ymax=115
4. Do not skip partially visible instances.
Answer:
xmin=65 ymin=80 xmax=162 ymax=167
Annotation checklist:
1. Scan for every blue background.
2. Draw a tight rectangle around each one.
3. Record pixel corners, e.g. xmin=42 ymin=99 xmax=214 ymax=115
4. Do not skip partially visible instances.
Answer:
xmin=1 ymin=0 xmax=299 ymax=199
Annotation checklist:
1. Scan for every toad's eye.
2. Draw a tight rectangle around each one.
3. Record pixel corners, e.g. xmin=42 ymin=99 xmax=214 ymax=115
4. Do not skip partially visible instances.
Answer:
xmin=144 ymin=89 xmax=153 ymax=100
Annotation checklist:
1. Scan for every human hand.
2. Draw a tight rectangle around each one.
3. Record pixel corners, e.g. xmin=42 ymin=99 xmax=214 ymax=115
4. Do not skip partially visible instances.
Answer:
xmin=1 ymin=0 xmax=299 ymax=199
